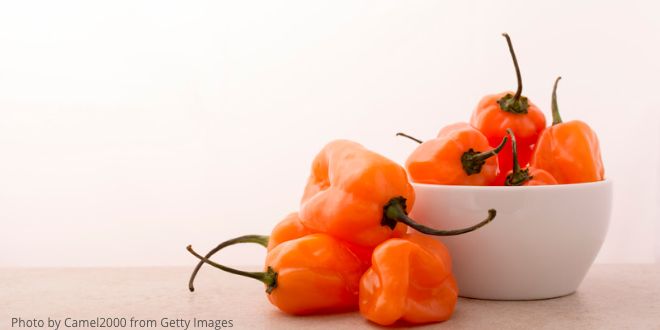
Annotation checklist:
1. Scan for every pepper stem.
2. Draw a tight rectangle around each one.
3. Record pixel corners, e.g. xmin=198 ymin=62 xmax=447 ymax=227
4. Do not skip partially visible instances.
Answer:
xmin=461 ymin=135 xmax=508 ymax=175
xmin=504 ymin=33 xmax=523 ymax=101
xmin=187 ymin=235 xmax=274 ymax=293
xmin=504 ymin=129 xmax=532 ymax=186
xmin=381 ymin=197 xmax=496 ymax=235
xmin=497 ymin=33 xmax=529 ymax=114
xmin=396 ymin=132 xmax=423 ymax=144
xmin=551 ymin=76 xmax=563 ymax=125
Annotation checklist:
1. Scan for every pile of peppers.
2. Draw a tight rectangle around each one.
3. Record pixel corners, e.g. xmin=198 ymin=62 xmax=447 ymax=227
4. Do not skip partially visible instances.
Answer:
xmin=400 ymin=34 xmax=604 ymax=186
xmin=186 ymin=33 xmax=605 ymax=326
xmin=188 ymin=140 xmax=495 ymax=325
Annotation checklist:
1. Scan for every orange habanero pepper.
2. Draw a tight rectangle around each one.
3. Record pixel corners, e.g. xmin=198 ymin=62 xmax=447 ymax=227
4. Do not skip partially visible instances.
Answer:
xmin=187 ymin=212 xmax=312 ymax=292
xmin=188 ymin=212 xmax=374 ymax=290
xmin=531 ymin=77 xmax=605 ymax=184
xmin=299 ymin=140 xmax=496 ymax=248
xmin=360 ymin=233 xmax=458 ymax=326
xmin=470 ymin=33 xmax=546 ymax=184
xmin=397 ymin=122 xmax=508 ymax=185
xmin=188 ymin=233 xmax=367 ymax=315
xmin=504 ymin=129 xmax=557 ymax=186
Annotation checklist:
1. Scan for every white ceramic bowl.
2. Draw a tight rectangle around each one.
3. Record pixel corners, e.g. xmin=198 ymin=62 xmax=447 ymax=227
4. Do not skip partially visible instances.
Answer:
xmin=409 ymin=180 xmax=612 ymax=300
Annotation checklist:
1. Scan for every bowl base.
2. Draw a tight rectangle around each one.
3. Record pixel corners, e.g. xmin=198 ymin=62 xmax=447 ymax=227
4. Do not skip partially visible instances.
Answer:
xmin=458 ymin=290 xmax=576 ymax=301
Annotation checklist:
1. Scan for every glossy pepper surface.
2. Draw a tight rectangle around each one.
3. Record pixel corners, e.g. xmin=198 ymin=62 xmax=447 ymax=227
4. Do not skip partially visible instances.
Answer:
xmin=470 ymin=34 xmax=546 ymax=183
xmin=188 ymin=233 xmax=367 ymax=315
xmin=531 ymin=77 xmax=604 ymax=184
xmin=300 ymin=140 xmax=497 ymax=247
xmin=504 ymin=129 xmax=557 ymax=186
xmin=359 ymin=233 xmax=458 ymax=325
xmin=401 ymin=122 xmax=508 ymax=185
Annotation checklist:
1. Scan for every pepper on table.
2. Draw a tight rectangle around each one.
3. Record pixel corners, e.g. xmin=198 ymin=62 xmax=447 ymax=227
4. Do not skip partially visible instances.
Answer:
xmin=504 ymin=129 xmax=557 ymax=186
xmin=187 ymin=212 xmax=312 ymax=292
xmin=187 ymin=139 xmax=498 ymax=317
xmin=188 ymin=212 xmax=374 ymax=291
xmin=470 ymin=33 xmax=546 ymax=184
xmin=300 ymin=140 xmax=497 ymax=248
xmin=359 ymin=233 xmax=458 ymax=326
xmin=188 ymin=233 xmax=367 ymax=315
xmin=531 ymin=77 xmax=605 ymax=184
xmin=398 ymin=122 xmax=508 ymax=186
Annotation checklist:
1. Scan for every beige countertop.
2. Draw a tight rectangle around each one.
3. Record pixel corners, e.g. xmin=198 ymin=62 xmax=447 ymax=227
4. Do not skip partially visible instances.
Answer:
xmin=1 ymin=264 xmax=659 ymax=329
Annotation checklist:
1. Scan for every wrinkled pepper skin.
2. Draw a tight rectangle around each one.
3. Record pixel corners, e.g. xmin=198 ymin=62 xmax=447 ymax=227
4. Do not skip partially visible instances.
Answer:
xmin=470 ymin=92 xmax=546 ymax=184
xmin=300 ymin=140 xmax=414 ymax=247
xmin=267 ymin=212 xmax=312 ymax=251
xmin=268 ymin=212 xmax=373 ymax=266
xmin=266 ymin=233 xmax=367 ymax=315
xmin=531 ymin=77 xmax=604 ymax=184
xmin=405 ymin=122 xmax=504 ymax=185
xmin=359 ymin=233 xmax=458 ymax=325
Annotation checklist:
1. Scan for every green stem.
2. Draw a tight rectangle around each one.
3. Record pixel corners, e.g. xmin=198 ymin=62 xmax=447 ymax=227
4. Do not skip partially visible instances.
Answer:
xmin=503 ymin=33 xmax=523 ymax=101
xmin=461 ymin=135 xmax=508 ymax=175
xmin=396 ymin=132 xmax=423 ymax=144
xmin=381 ymin=197 xmax=496 ymax=235
xmin=504 ymin=128 xmax=532 ymax=186
xmin=187 ymin=235 xmax=272 ymax=293
xmin=497 ymin=33 xmax=529 ymax=114
xmin=551 ymin=76 xmax=563 ymax=125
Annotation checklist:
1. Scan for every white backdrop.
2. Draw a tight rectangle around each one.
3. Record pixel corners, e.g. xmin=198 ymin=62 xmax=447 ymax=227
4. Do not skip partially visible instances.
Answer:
xmin=0 ymin=1 xmax=658 ymax=267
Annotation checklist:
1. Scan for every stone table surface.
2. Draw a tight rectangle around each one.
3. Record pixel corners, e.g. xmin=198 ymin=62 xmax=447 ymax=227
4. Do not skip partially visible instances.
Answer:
xmin=1 ymin=264 xmax=659 ymax=329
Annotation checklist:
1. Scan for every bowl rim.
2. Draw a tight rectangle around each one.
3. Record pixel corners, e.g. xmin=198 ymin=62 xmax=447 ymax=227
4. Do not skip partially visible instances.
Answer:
xmin=411 ymin=178 xmax=612 ymax=191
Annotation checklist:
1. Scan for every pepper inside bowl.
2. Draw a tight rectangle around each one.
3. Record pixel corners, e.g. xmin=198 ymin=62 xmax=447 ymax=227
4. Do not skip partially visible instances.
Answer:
xmin=409 ymin=180 xmax=612 ymax=300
